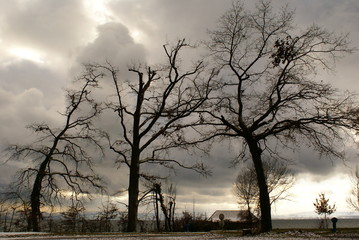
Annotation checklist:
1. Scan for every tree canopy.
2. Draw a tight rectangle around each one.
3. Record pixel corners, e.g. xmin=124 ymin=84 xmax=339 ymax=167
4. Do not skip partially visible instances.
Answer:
xmin=196 ymin=0 xmax=358 ymax=232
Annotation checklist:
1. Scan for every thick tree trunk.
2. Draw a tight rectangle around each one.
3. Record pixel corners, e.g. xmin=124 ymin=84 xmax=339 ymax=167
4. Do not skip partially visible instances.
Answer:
xmin=30 ymin=160 xmax=48 ymax=232
xmin=247 ymin=139 xmax=272 ymax=232
xmin=126 ymin=80 xmax=144 ymax=232
xmin=30 ymin=173 xmax=43 ymax=232
xmin=126 ymin=148 xmax=140 ymax=232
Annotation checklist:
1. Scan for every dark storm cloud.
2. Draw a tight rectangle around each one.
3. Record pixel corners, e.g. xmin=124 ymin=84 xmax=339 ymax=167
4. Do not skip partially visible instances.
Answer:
xmin=0 ymin=0 xmax=358 ymax=215
xmin=292 ymin=150 xmax=341 ymax=176
xmin=166 ymin=142 xmax=240 ymax=202
xmin=107 ymin=0 xmax=233 ymax=63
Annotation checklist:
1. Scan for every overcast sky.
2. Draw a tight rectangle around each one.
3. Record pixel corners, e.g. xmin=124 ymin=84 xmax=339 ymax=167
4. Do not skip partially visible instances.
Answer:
xmin=0 ymin=0 xmax=358 ymax=218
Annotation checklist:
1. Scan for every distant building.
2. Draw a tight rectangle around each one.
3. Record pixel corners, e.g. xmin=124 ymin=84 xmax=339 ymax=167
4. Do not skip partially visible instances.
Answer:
xmin=208 ymin=210 xmax=258 ymax=223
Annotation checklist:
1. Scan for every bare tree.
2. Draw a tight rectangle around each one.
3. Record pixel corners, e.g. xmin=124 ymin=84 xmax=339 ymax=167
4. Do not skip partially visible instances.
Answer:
xmin=347 ymin=166 xmax=359 ymax=211
xmin=139 ymin=180 xmax=162 ymax=232
xmin=0 ymin=190 xmax=32 ymax=231
xmin=97 ymin=198 xmax=119 ymax=232
xmin=6 ymin=68 xmax=105 ymax=231
xmin=149 ymin=182 xmax=176 ymax=232
xmin=233 ymin=158 xmax=294 ymax=224
xmin=90 ymin=39 xmax=216 ymax=232
xmin=61 ymin=195 xmax=86 ymax=232
xmin=167 ymin=183 xmax=177 ymax=231
xmin=233 ymin=163 xmax=258 ymax=225
xmin=200 ymin=0 xmax=357 ymax=232
xmin=0 ymin=199 xmax=9 ymax=232
xmin=314 ymin=193 xmax=336 ymax=229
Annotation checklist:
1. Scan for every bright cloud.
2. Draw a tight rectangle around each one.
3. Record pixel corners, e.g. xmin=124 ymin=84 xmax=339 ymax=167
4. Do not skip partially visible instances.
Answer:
xmin=8 ymin=47 xmax=45 ymax=64
xmin=83 ymin=0 xmax=114 ymax=25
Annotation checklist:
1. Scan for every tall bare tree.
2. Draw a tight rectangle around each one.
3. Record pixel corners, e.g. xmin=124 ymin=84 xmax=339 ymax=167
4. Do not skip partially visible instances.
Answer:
xmin=200 ymin=0 xmax=357 ymax=232
xmin=6 ymin=68 xmax=105 ymax=231
xmin=90 ymin=39 xmax=216 ymax=232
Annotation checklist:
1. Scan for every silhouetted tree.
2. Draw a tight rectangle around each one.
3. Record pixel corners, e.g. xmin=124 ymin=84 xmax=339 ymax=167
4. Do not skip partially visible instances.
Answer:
xmin=139 ymin=180 xmax=162 ymax=232
xmin=6 ymin=68 xmax=105 ymax=231
xmin=233 ymin=158 xmax=294 ymax=225
xmin=180 ymin=211 xmax=192 ymax=232
xmin=89 ymin=39 xmax=216 ymax=232
xmin=200 ymin=0 xmax=357 ymax=232
xmin=97 ymin=198 xmax=119 ymax=232
xmin=233 ymin=163 xmax=257 ymax=224
xmin=61 ymin=196 xmax=86 ymax=232
xmin=150 ymin=182 xmax=176 ymax=232
xmin=167 ymin=183 xmax=177 ymax=231
xmin=314 ymin=193 xmax=336 ymax=229
xmin=1 ymin=190 xmax=32 ymax=231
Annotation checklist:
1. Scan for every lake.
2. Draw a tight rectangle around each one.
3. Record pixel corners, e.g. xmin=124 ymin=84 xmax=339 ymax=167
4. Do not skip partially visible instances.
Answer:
xmin=272 ymin=218 xmax=359 ymax=229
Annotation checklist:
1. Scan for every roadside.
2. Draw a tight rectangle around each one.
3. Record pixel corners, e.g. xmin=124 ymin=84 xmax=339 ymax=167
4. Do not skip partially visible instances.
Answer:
xmin=1 ymin=230 xmax=359 ymax=240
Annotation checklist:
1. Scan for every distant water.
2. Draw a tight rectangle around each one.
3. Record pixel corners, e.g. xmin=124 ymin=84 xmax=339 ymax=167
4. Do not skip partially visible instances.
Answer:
xmin=272 ymin=218 xmax=359 ymax=229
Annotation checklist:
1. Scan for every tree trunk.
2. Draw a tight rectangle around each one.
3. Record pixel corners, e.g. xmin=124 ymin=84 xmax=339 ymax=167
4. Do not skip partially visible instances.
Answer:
xmin=126 ymin=149 xmax=140 ymax=232
xmin=247 ymin=138 xmax=272 ymax=232
xmin=168 ymin=201 xmax=173 ymax=231
xmin=126 ymin=81 xmax=144 ymax=232
xmin=30 ymin=174 xmax=43 ymax=232
xmin=30 ymin=160 xmax=48 ymax=232
xmin=171 ymin=202 xmax=176 ymax=231
xmin=154 ymin=192 xmax=160 ymax=232
xmin=8 ymin=208 xmax=15 ymax=232
xmin=247 ymin=204 xmax=253 ymax=228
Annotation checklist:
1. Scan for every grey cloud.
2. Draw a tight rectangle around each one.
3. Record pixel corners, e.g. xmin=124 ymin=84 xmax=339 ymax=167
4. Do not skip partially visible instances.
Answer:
xmin=0 ymin=61 xmax=65 ymax=103
xmin=76 ymin=22 xmax=146 ymax=77
xmin=0 ymin=0 xmax=358 ymax=216
xmin=293 ymin=152 xmax=340 ymax=176
xmin=0 ymin=86 xmax=61 ymax=146
xmin=1 ymin=0 xmax=93 ymax=54
xmin=285 ymin=0 xmax=359 ymax=91
xmin=110 ymin=0 xmax=228 ymax=39
xmin=107 ymin=0 xmax=232 ymax=63
xmin=0 ymin=61 xmax=71 ymax=183
xmin=0 ymin=60 xmax=66 ymax=146
xmin=166 ymin=143 xmax=240 ymax=200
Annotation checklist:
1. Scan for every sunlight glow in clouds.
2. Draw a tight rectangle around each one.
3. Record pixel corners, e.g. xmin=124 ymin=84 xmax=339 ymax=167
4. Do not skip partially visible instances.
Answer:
xmin=83 ymin=0 xmax=145 ymax=44
xmin=129 ymin=29 xmax=146 ymax=43
xmin=83 ymin=0 xmax=114 ymax=25
xmin=8 ymin=47 xmax=45 ymax=64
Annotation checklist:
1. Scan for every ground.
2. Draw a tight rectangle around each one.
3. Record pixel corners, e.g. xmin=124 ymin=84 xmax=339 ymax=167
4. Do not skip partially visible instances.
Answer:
xmin=1 ymin=231 xmax=359 ymax=239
